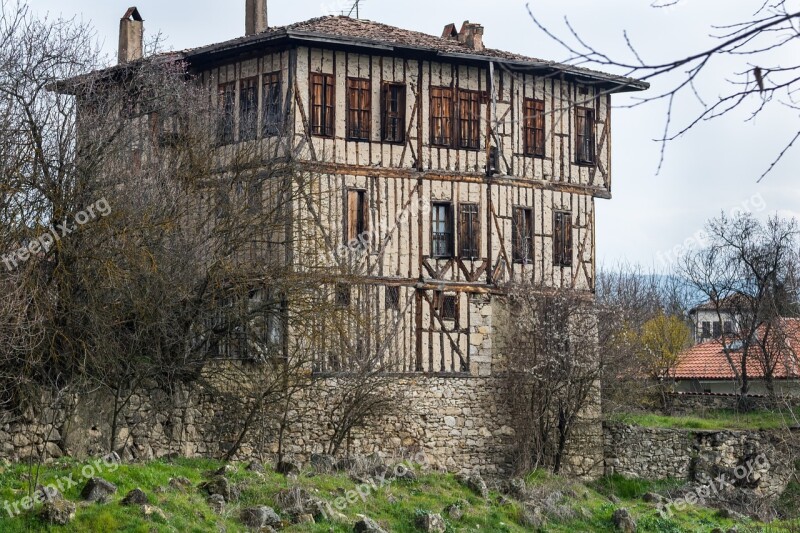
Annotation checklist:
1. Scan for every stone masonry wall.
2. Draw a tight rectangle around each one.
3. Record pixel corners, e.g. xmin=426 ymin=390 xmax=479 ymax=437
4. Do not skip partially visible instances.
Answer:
xmin=603 ymin=423 xmax=798 ymax=498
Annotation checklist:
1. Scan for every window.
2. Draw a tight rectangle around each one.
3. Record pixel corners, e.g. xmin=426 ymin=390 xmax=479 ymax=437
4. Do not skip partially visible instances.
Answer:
xmin=430 ymin=87 xmax=453 ymax=146
xmin=724 ymin=321 xmax=733 ymax=334
xmin=459 ymin=203 xmax=480 ymax=259
xmin=335 ymin=283 xmax=351 ymax=307
xmin=263 ymin=72 xmax=283 ymax=136
xmin=239 ymin=77 xmax=258 ymax=141
xmin=346 ymin=189 xmax=369 ymax=243
xmin=347 ymin=78 xmax=371 ymax=140
xmin=576 ymin=107 xmax=596 ymax=164
xmin=218 ymin=82 xmax=236 ymax=144
xmin=431 ymin=202 xmax=453 ymax=258
xmin=457 ymin=90 xmax=481 ymax=150
xmin=386 ymin=286 xmax=400 ymax=310
xmin=524 ymin=98 xmax=545 ymax=157
xmin=553 ymin=211 xmax=573 ymax=267
xmin=381 ymin=83 xmax=406 ymax=143
xmin=310 ymin=73 xmax=335 ymax=137
xmin=713 ymin=321 xmax=722 ymax=338
xmin=513 ymin=207 xmax=534 ymax=264
xmin=435 ymin=291 xmax=458 ymax=321
xmin=702 ymin=321 xmax=711 ymax=338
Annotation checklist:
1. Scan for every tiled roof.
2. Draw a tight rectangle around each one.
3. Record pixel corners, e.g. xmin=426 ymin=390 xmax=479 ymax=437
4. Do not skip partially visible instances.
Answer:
xmin=674 ymin=318 xmax=800 ymax=380
xmin=183 ymin=16 xmax=647 ymax=92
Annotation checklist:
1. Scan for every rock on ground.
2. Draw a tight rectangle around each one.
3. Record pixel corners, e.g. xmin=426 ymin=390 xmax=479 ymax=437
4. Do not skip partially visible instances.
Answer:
xmin=612 ymin=508 xmax=637 ymax=533
xmin=121 ymin=488 xmax=149 ymax=506
xmin=80 ymin=477 xmax=118 ymax=503
xmin=353 ymin=514 xmax=389 ymax=533
xmin=240 ymin=506 xmax=282 ymax=529
xmin=416 ymin=512 xmax=446 ymax=532
xmin=40 ymin=499 xmax=76 ymax=525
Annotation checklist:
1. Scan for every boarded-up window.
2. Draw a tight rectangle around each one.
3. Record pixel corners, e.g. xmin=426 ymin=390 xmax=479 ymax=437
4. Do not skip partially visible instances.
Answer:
xmin=218 ymin=82 xmax=236 ymax=144
xmin=263 ymin=72 xmax=283 ymax=136
xmin=431 ymin=202 xmax=453 ymax=258
xmin=381 ymin=83 xmax=406 ymax=143
xmin=239 ymin=77 xmax=258 ymax=141
xmin=430 ymin=87 xmax=453 ymax=146
xmin=713 ymin=321 xmax=722 ymax=338
xmin=576 ymin=107 xmax=596 ymax=164
xmin=702 ymin=321 xmax=711 ymax=338
xmin=335 ymin=283 xmax=351 ymax=307
xmin=346 ymin=78 xmax=371 ymax=140
xmin=457 ymin=90 xmax=481 ymax=149
xmin=459 ymin=203 xmax=480 ymax=259
xmin=346 ymin=189 xmax=368 ymax=243
xmin=553 ymin=210 xmax=573 ymax=267
xmin=513 ymin=207 xmax=534 ymax=264
xmin=434 ymin=291 xmax=458 ymax=321
xmin=311 ymin=73 xmax=335 ymax=137
xmin=524 ymin=98 xmax=545 ymax=157
xmin=386 ymin=286 xmax=400 ymax=310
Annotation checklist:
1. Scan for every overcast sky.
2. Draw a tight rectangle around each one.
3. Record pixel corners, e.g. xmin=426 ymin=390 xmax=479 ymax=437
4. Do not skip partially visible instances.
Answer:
xmin=29 ymin=0 xmax=800 ymax=271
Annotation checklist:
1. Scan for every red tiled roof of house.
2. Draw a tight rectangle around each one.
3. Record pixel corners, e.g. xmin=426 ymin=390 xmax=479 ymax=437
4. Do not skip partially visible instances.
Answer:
xmin=674 ymin=318 xmax=800 ymax=380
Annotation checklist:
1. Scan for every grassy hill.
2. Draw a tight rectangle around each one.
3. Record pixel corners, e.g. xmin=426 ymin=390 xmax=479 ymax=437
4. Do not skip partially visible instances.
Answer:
xmin=0 ymin=456 xmax=796 ymax=532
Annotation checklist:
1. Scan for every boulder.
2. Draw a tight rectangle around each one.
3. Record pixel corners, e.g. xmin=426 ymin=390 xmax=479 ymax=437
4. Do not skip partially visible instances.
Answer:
xmin=245 ymin=460 xmax=265 ymax=473
xmin=354 ymin=515 xmax=388 ymax=533
xmin=642 ymin=492 xmax=665 ymax=504
xmin=36 ymin=484 xmax=62 ymax=503
xmin=142 ymin=504 xmax=167 ymax=520
xmin=207 ymin=494 xmax=225 ymax=514
xmin=276 ymin=460 xmax=300 ymax=477
xmin=80 ymin=477 xmax=117 ymax=503
xmin=39 ymin=499 xmax=76 ymax=525
xmin=121 ymin=488 xmax=149 ymax=506
xmin=310 ymin=453 xmax=336 ymax=473
xmin=458 ymin=473 xmax=489 ymax=499
xmin=168 ymin=476 xmax=192 ymax=491
xmin=240 ymin=506 xmax=282 ymax=529
xmin=416 ymin=512 xmax=446 ymax=532
xmin=445 ymin=503 xmax=464 ymax=521
xmin=199 ymin=476 xmax=239 ymax=502
xmin=612 ymin=508 xmax=637 ymax=533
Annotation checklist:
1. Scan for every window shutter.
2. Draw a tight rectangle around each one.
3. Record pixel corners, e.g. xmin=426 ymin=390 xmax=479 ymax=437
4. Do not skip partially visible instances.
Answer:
xmin=459 ymin=208 xmax=468 ymax=258
xmin=381 ymin=83 xmax=388 ymax=140
xmin=472 ymin=206 xmax=481 ymax=259
xmin=564 ymin=212 xmax=572 ymax=266
xmin=553 ymin=212 xmax=563 ymax=265
xmin=347 ymin=190 xmax=359 ymax=241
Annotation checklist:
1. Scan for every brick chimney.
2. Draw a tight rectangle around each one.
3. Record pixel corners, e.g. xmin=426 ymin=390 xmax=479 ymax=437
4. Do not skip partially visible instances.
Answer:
xmin=458 ymin=21 xmax=484 ymax=52
xmin=245 ymin=0 xmax=268 ymax=36
xmin=118 ymin=7 xmax=144 ymax=64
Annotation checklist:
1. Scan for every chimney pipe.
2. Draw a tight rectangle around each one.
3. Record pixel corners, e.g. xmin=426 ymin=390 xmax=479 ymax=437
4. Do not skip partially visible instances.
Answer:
xmin=245 ymin=0 xmax=268 ymax=36
xmin=458 ymin=21 xmax=484 ymax=52
xmin=118 ymin=7 xmax=144 ymax=64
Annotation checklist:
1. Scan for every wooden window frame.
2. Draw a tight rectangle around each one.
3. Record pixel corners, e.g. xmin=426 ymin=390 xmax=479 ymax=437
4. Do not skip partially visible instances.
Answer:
xmin=263 ymin=71 xmax=283 ymax=137
xmin=217 ymin=82 xmax=236 ymax=144
xmin=553 ymin=210 xmax=573 ymax=267
xmin=434 ymin=291 xmax=458 ymax=321
xmin=576 ymin=106 xmax=596 ymax=165
xmin=459 ymin=203 xmax=481 ymax=260
xmin=430 ymin=87 xmax=454 ymax=147
xmin=346 ymin=189 xmax=369 ymax=244
xmin=702 ymin=321 xmax=711 ymax=338
xmin=239 ymin=77 xmax=258 ymax=142
xmin=713 ymin=321 xmax=722 ymax=338
xmin=512 ymin=207 xmax=534 ymax=264
xmin=724 ymin=321 xmax=733 ymax=335
xmin=457 ymin=89 xmax=481 ymax=150
xmin=431 ymin=202 xmax=454 ymax=258
xmin=310 ymin=73 xmax=335 ymax=137
xmin=381 ymin=82 xmax=406 ymax=143
xmin=524 ymin=98 xmax=546 ymax=157
xmin=346 ymin=77 xmax=371 ymax=141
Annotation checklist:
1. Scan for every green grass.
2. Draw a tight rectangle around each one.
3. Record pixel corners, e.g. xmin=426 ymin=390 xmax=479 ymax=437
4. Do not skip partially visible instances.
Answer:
xmin=0 ymin=458 xmax=797 ymax=532
xmin=612 ymin=408 xmax=800 ymax=431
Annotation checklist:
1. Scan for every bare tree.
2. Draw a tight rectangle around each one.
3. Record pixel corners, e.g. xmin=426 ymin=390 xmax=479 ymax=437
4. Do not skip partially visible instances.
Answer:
xmin=500 ymin=283 xmax=602 ymax=475
xmin=526 ymin=1 xmax=800 ymax=180
xmin=682 ymin=212 xmax=800 ymax=404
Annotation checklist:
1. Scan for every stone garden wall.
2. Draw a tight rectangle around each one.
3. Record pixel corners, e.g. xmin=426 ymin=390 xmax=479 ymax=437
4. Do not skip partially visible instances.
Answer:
xmin=603 ymin=423 xmax=799 ymax=498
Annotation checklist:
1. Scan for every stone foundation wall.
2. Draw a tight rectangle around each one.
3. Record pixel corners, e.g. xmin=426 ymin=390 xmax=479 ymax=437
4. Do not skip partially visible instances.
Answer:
xmin=668 ymin=392 xmax=800 ymax=415
xmin=603 ymin=423 xmax=798 ymax=498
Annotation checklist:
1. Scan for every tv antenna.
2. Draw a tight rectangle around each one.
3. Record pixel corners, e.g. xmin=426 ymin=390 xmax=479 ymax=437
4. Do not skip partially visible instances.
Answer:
xmin=343 ymin=0 xmax=363 ymax=18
